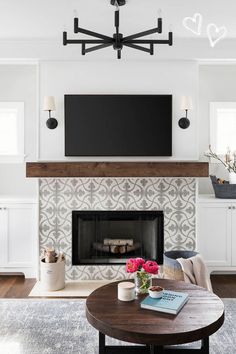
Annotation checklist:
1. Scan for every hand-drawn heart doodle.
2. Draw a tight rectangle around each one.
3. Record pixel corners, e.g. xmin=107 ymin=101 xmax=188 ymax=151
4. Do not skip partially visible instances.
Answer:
xmin=183 ymin=13 xmax=202 ymax=35
xmin=207 ymin=23 xmax=227 ymax=47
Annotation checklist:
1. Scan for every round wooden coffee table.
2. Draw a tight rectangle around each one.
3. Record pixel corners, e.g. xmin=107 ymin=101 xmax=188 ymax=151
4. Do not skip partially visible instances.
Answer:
xmin=86 ymin=279 xmax=224 ymax=354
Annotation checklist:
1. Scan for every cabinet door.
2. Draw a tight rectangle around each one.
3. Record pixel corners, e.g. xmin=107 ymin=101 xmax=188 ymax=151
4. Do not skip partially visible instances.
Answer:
xmin=6 ymin=204 xmax=36 ymax=267
xmin=0 ymin=207 xmax=8 ymax=266
xmin=231 ymin=204 xmax=236 ymax=266
xmin=197 ymin=203 xmax=231 ymax=267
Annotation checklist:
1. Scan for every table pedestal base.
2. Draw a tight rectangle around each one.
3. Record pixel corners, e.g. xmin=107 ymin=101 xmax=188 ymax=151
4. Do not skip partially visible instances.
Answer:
xmin=99 ymin=332 xmax=209 ymax=354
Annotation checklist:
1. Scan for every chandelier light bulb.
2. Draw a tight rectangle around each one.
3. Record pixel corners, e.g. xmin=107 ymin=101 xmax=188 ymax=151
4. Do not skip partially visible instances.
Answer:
xmin=73 ymin=9 xmax=78 ymax=18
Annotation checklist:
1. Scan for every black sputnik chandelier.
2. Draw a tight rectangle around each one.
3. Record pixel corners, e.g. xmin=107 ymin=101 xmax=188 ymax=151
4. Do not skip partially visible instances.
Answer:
xmin=63 ymin=0 xmax=173 ymax=59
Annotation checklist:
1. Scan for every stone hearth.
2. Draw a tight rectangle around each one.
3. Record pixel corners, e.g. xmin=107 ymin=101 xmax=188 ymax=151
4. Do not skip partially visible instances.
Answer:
xmin=39 ymin=177 xmax=196 ymax=280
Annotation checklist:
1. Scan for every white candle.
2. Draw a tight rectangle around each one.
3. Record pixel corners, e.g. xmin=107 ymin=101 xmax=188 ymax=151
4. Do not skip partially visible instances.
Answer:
xmin=118 ymin=282 xmax=135 ymax=302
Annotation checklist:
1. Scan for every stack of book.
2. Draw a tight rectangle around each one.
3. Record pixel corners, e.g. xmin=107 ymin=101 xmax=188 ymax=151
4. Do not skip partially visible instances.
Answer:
xmin=140 ymin=290 xmax=189 ymax=315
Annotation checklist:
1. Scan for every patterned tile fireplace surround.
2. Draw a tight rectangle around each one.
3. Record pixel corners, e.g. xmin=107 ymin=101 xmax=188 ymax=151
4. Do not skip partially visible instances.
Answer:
xmin=39 ymin=177 xmax=196 ymax=280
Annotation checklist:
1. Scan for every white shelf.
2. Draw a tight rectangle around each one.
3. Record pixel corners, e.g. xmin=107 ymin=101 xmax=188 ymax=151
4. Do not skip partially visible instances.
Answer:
xmin=197 ymin=194 xmax=235 ymax=203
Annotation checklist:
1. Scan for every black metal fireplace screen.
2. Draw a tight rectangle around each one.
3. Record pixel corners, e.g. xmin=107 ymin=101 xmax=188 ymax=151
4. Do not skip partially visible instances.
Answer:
xmin=72 ymin=210 xmax=164 ymax=266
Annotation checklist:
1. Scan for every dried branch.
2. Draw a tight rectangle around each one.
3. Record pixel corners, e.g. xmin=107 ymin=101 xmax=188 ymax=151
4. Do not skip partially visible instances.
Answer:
xmin=204 ymin=145 xmax=236 ymax=173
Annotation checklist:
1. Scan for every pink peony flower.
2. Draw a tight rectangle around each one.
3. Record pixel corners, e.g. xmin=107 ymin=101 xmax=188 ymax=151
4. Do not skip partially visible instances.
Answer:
xmin=143 ymin=260 xmax=159 ymax=275
xmin=135 ymin=258 xmax=145 ymax=268
xmin=126 ymin=258 xmax=138 ymax=273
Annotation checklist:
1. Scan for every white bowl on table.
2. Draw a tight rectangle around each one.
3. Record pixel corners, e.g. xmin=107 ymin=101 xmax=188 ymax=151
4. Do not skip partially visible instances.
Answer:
xmin=148 ymin=286 xmax=164 ymax=299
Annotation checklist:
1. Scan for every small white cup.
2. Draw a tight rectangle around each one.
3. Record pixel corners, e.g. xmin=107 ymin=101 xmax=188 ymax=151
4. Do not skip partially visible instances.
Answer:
xmin=148 ymin=286 xmax=164 ymax=299
xmin=118 ymin=282 xmax=135 ymax=301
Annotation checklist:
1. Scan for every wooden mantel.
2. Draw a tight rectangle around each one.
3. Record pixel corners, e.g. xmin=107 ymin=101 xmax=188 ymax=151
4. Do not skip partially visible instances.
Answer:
xmin=26 ymin=162 xmax=209 ymax=178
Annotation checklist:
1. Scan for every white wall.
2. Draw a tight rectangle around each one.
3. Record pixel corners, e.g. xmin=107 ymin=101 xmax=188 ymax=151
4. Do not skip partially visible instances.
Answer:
xmin=39 ymin=60 xmax=199 ymax=161
xmin=199 ymin=64 xmax=236 ymax=194
xmin=0 ymin=65 xmax=37 ymax=197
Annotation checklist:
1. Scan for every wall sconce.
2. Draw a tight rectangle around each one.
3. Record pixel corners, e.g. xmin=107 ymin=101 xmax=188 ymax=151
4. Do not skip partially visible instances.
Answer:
xmin=178 ymin=96 xmax=192 ymax=129
xmin=43 ymin=96 xmax=58 ymax=129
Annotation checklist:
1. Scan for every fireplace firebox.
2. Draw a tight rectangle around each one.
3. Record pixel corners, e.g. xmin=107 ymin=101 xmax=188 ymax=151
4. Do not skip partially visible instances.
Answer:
xmin=72 ymin=211 xmax=164 ymax=265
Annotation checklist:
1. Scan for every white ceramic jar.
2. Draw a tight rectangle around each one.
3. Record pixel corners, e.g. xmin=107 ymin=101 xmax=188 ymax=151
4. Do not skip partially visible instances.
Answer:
xmin=118 ymin=281 xmax=135 ymax=301
xmin=40 ymin=260 xmax=65 ymax=291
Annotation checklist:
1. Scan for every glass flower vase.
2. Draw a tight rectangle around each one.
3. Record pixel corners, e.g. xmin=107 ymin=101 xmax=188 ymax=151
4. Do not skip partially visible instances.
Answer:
xmin=134 ymin=271 xmax=152 ymax=295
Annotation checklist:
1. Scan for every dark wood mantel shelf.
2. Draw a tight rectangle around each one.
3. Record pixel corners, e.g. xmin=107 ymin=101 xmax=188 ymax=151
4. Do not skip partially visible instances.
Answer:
xmin=26 ymin=162 xmax=209 ymax=178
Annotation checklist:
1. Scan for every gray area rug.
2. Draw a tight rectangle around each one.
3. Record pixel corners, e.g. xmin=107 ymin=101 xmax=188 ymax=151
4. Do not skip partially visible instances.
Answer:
xmin=0 ymin=299 xmax=234 ymax=354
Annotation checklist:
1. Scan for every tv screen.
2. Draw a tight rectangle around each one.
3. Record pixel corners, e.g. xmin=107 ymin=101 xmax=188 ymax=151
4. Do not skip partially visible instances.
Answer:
xmin=65 ymin=95 xmax=172 ymax=156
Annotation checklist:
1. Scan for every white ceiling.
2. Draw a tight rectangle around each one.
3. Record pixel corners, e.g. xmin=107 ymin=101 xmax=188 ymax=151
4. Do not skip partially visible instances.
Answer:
xmin=0 ymin=0 xmax=235 ymax=40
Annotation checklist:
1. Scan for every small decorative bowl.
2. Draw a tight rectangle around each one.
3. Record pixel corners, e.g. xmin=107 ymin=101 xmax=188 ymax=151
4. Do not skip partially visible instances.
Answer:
xmin=148 ymin=286 xmax=164 ymax=299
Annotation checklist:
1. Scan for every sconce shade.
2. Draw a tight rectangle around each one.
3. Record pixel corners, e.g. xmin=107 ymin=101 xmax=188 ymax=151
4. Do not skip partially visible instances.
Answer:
xmin=180 ymin=96 xmax=193 ymax=111
xmin=43 ymin=96 xmax=56 ymax=111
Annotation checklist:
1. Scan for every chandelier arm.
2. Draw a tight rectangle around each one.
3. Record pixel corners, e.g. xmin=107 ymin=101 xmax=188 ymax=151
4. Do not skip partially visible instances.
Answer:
xmin=82 ymin=43 xmax=86 ymax=55
xmin=168 ymin=32 xmax=173 ymax=46
xmin=115 ymin=9 xmax=119 ymax=30
xmin=75 ymin=25 xmax=113 ymax=41
xmin=125 ymin=36 xmax=173 ymax=45
xmin=63 ymin=31 xmax=68 ymax=45
xmin=157 ymin=18 xmax=162 ymax=33
xmin=123 ymin=26 xmax=161 ymax=42
xmin=123 ymin=43 xmax=152 ymax=54
xmin=117 ymin=49 xmax=121 ymax=59
xmin=83 ymin=43 xmax=113 ymax=54
xmin=114 ymin=9 xmax=120 ymax=49
xmin=150 ymin=43 xmax=154 ymax=55
xmin=64 ymin=39 xmax=112 ymax=45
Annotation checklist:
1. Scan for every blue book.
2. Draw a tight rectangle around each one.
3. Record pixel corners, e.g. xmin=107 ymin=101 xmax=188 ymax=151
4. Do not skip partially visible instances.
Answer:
xmin=140 ymin=291 xmax=189 ymax=315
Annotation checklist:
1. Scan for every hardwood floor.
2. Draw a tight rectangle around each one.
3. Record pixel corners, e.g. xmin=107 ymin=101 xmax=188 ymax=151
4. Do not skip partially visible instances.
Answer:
xmin=0 ymin=275 xmax=36 ymax=298
xmin=0 ymin=274 xmax=235 ymax=298
xmin=211 ymin=274 xmax=236 ymax=298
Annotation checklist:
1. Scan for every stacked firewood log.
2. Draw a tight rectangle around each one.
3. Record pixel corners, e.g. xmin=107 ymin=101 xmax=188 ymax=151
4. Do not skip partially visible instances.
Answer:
xmin=42 ymin=248 xmax=65 ymax=263
xmin=93 ymin=238 xmax=140 ymax=254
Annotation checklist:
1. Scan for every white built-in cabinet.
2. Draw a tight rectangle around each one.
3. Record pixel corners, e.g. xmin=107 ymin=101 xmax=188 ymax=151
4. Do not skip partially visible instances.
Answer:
xmin=197 ymin=195 xmax=236 ymax=273
xmin=0 ymin=198 xmax=38 ymax=278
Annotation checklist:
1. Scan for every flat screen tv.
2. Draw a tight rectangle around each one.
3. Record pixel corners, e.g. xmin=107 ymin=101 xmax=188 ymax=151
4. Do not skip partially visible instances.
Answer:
xmin=65 ymin=94 xmax=172 ymax=156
